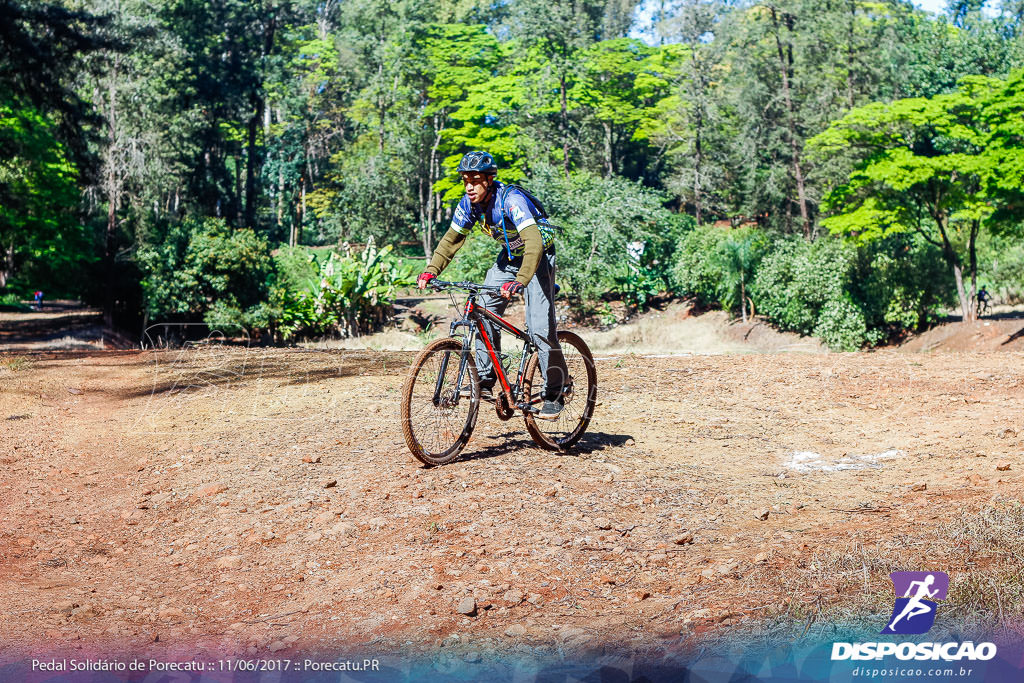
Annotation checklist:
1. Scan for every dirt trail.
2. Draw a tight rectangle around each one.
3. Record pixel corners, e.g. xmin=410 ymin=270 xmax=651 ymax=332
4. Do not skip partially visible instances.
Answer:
xmin=0 ymin=303 xmax=131 ymax=352
xmin=2 ymin=346 xmax=1023 ymax=663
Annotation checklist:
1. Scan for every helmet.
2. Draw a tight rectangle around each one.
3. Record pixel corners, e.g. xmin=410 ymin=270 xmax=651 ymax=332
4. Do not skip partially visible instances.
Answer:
xmin=457 ymin=151 xmax=497 ymax=174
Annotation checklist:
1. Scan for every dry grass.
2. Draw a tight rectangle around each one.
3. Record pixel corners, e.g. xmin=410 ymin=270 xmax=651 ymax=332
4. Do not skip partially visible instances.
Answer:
xmin=731 ymin=502 xmax=1024 ymax=645
xmin=2 ymin=355 xmax=31 ymax=371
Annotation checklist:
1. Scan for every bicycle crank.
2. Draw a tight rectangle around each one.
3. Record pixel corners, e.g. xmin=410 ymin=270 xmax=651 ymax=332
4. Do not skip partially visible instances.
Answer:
xmin=495 ymin=392 xmax=515 ymax=421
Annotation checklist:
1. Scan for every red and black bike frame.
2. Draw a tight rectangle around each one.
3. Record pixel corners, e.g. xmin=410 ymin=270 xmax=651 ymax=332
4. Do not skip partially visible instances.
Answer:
xmin=433 ymin=290 xmax=535 ymax=409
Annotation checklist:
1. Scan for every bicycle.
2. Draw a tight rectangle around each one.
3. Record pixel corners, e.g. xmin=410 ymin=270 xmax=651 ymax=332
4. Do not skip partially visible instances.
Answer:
xmin=976 ymin=293 xmax=990 ymax=318
xmin=400 ymin=279 xmax=597 ymax=466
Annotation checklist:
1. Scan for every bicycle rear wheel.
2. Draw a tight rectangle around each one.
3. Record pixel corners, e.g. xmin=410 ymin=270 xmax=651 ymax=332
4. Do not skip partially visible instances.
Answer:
xmin=401 ymin=337 xmax=480 ymax=466
xmin=522 ymin=330 xmax=597 ymax=451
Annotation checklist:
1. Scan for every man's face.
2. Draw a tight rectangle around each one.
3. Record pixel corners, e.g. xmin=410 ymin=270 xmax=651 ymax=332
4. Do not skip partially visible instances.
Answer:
xmin=461 ymin=172 xmax=494 ymax=204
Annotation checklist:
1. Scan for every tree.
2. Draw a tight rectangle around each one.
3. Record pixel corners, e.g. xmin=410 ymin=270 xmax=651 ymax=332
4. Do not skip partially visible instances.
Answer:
xmin=0 ymin=102 xmax=84 ymax=290
xmin=649 ymin=0 xmax=726 ymax=223
xmin=0 ymin=0 xmax=116 ymax=291
xmin=573 ymin=38 xmax=682 ymax=179
xmin=505 ymin=0 xmax=628 ymax=177
xmin=412 ymin=23 xmax=502 ymax=256
xmin=809 ymin=71 xmax=1024 ymax=322
xmin=714 ymin=232 xmax=765 ymax=322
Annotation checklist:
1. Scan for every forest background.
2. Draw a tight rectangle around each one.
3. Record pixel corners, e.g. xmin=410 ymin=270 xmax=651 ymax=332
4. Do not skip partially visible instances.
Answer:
xmin=2 ymin=0 xmax=1023 ymax=350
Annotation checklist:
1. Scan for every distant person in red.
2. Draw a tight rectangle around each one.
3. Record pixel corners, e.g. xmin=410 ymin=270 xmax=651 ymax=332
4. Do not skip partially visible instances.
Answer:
xmin=33 ymin=290 xmax=43 ymax=310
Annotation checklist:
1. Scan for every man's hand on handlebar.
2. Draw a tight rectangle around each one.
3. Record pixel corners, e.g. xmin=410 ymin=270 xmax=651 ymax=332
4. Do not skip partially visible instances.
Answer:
xmin=500 ymin=281 xmax=524 ymax=300
xmin=417 ymin=271 xmax=436 ymax=290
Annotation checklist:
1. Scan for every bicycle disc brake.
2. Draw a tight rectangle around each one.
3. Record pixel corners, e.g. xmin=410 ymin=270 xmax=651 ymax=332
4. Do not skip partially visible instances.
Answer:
xmin=495 ymin=392 xmax=515 ymax=421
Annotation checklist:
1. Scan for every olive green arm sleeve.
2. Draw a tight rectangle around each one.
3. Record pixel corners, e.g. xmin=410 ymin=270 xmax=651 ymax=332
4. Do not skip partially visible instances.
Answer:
xmin=514 ymin=223 xmax=544 ymax=287
xmin=425 ymin=227 xmax=468 ymax=276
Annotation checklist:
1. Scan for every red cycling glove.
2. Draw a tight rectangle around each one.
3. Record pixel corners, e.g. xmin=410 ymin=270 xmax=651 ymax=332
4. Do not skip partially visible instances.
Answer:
xmin=417 ymin=272 xmax=436 ymax=289
xmin=500 ymin=281 xmax=524 ymax=299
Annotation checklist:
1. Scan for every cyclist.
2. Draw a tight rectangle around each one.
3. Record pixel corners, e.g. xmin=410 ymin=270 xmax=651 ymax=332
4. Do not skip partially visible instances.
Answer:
xmin=976 ymin=285 xmax=991 ymax=317
xmin=417 ymin=151 xmax=568 ymax=418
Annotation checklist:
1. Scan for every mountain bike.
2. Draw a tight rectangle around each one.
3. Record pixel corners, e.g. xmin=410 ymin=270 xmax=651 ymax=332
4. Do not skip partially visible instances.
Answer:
xmin=976 ymin=293 xmax=990 ymax=318
xmin=400 ymin=279 xmax=597 ymax=466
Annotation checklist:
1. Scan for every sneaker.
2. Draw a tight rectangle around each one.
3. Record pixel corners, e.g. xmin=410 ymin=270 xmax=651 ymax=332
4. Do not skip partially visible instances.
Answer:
xmin=536 ymin=399 xmax=563 ymax=420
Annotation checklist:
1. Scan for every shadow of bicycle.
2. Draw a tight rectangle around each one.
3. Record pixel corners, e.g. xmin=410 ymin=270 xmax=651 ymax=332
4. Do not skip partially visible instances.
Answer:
xmin=461 ymin=430 xmax=635 ymax=461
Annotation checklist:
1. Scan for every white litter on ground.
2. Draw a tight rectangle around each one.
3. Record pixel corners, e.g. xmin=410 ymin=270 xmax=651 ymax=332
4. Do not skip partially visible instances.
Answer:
xmin=783 ymin=449 xmax=905 ymax=473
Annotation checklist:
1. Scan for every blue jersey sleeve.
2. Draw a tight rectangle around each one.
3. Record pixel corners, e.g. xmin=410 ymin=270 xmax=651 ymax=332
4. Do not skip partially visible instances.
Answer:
xmin=503 ymin=189 xmax=539 ymax=230
xmin=450 ymin=195 xmax=477 ymax=234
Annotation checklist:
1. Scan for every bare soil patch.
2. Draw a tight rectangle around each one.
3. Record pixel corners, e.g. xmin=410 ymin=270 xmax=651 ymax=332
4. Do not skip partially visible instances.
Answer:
xmin=898 ymin=317 xmax=1024 ymax=353
xmin=2 ymin=346 xmax=1023 ymax=663
xmin=0 ymin=303 xmax=131 ymax=352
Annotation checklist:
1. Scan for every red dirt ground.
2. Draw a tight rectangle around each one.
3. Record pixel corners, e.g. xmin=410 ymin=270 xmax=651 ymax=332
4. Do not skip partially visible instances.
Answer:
xmin=2 ymin=345 xmax=1023 ymax=662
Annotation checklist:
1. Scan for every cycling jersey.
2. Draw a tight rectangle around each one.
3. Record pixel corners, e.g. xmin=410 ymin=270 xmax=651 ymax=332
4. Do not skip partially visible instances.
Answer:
xmin=450 ymin=181 xmax=556 ymax=256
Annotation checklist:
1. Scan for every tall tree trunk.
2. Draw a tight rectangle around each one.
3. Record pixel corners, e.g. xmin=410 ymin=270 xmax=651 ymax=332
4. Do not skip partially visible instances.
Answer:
xmin=103 ymin=50 xmax=121 ymax=329
xmin=0 ymin=240 xmax=13 ymax=289
xmin=245 ymin=94 xmax=261 ymax=229
xmin=690 ymin=44 xmax=705 ymax=225
xmin=845 ymin=0 xmax=856 ymax=110
xmin=560 ymin=74 xmax=570 ymax=179
xmin=932 ymin=208 xmax=972 ymax=322
xmin=420 ymin=121 xmax=443 ymax=259
xmin=771 ymin=7 xmax=811 ymax=239
xmin=377 ymin=62 xmax=386 ymax=153
xmin=968 ymin=218 xmax=980 ymax=319
xmin=602 ymin=121 xmax=613 ymax=178
xmin=952 ymin=261 xmax=971 ymax=322
xmin=740 ymin=272 xmax=747 ymax=323
xmin=693 ymin=106 xmax=704 ymax=226
xmin=296 ymin=177 xmax=306 ymax=246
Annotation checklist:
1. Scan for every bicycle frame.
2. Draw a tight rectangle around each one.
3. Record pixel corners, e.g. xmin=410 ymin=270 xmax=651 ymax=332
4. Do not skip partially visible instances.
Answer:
xmin=436 ymin=285 xmax=538 ymax=412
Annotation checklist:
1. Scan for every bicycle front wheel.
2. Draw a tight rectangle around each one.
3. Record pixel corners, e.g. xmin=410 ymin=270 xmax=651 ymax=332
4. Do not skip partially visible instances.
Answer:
xmin=401 ymin=337 xmax=480 ymax=466
xmin=522 ymin=330 xmax=597 ymax=451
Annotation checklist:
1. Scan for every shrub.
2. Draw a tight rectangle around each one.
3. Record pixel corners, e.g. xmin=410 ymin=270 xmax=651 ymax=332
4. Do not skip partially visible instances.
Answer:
xmin=0 ymin=291 xmax=30 ymax=311
xmin=749 ymin=233 xmax=952 ymax=350
xmin=272 ymin=245 xmax=320 ymax=295
xmin=670 ymin=223 xmax=733 ymax=305
xmin=137 ymin=218 xmax=273 ymax=335
xmin=753 ymin=236 xmax=855 ymax=339
xmin=440 ymin=230 xmax=500 ymax=284
xmin=978 ymin=232 xmax=1024 ymax=305
xmin=855 ymin=235 xmax=955 ymax=332
xmin=278 ymin=239 xmax=417 ymax=340
xmin=526 ymin=164 xmax=691 ymax=303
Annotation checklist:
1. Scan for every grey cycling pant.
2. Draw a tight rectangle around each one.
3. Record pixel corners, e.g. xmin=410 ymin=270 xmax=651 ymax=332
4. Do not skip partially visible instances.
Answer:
xmin=475 ymin=249 xmax=568 ymax=399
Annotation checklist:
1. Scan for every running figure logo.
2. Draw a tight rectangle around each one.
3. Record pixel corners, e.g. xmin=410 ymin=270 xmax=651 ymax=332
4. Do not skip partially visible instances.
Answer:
xmin=881 ymin=571 xmax=949 ymax=635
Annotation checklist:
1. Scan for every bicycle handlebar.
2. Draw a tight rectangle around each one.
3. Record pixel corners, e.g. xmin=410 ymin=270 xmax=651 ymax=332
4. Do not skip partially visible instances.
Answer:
xmin=429 ymin=279 xmax=502 ymax=294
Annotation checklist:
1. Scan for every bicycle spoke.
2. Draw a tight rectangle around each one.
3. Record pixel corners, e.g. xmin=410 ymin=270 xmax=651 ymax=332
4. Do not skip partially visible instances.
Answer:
xmin=523 ymin=331 xmax=596 ymax=450
xmin=401 ymin=339 xmax=479 ymax=465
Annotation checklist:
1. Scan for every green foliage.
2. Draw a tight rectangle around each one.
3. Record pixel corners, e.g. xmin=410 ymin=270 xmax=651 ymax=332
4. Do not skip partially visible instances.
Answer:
xmin=670 ymin=224 xmax=733 ymax=305
xmin=711 ymin=232 xmax=768 ymax=317
xmin=0 ymin=292 xmax=31 ymax=310
xmin=754 ymin=237 xmax=857 ymax=341
xmin=751 ymin=234 xmax=953 ymax=350
xmin=809 ymin=70 xmax=1024 ymax=319
xmin=530 ymin=165 xmax=691 ymax=303
xmin=137 ymin=218 xmax=273 ymax=333
xmin=278 ymin=240 xmax=417 ymax=340
xmin=6 ymin=0 xmax=1024 ymax=347
xmin=856 ymin=236 xmax=956 ymax=331
xmin=272 ymin=245 xmax=320 ymax=294
xmin=977 ymin=232 xmax=1024 ymax=304
xmin=0 ymin=99 xmax=88 ymax=291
